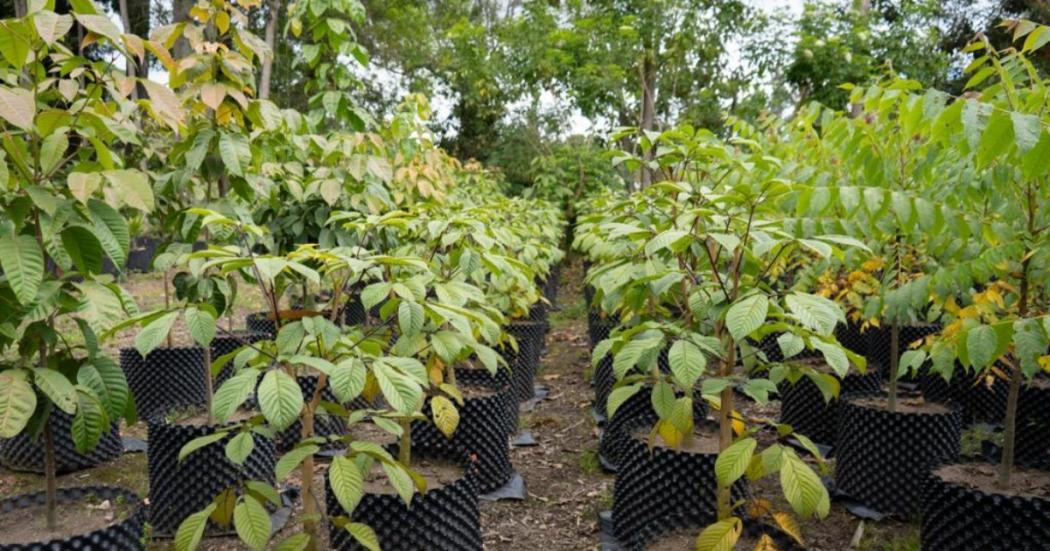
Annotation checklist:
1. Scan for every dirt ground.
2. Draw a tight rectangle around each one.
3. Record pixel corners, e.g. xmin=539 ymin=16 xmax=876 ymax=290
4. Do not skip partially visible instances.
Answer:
xmin=0 ymin=260 xmax=923 ymax=550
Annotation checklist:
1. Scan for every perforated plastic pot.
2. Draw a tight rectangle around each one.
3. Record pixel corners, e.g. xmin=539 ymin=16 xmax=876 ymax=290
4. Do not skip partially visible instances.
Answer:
xmin=502 ymin=320 xmax=545 ymax=402
xmin=918 ymin=368 xmax=1008 ymax=424
xmin=146 ymin=415 xmax=277 ymax=536
xmin=587 ymin=310 xmax=615 ymax=352
xmin=410 ymin=370 xmax=514 ymax=493
xmin=0 ymin=411 xmax=123 ymax=474
xmin=120 ymin=346 xmax=206 ymax=421
xmin=1017 ymin=383 xmax=1050 ymax=468
xmin=599 ymin=384 xmax=707 ymax=472
xmin=125 ymin=236 xmax=159 ymax=273
xmin=864 ymin=323 xmax=942 ymax=379
xmin=325 ymin=445 xmax=482 ymax=550
xmin=542 ymin=264 xmax=560 ymax=305
xmin=835 ymin=322 xmax=868 ymax=357
xmin=778 ymin=369 xmax=881 ymax=447
xmin=834 ymin=396 xmax=961 ymax=517
xmin=0 ymin=486 xmax=146 ymax=551
xmin=211 ymin=331 xmax=268 ymax=386
xmin=457 ymin=366 xmax=517 ymax=436
xmin=920 ymin=466 xmax=1050 ymax=550
xmin=612 ymin=430 xmax=749 ymax=550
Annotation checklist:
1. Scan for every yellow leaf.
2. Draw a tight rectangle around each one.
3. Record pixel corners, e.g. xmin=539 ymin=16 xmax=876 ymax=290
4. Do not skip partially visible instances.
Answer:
xmin=201 ymin=83 xmax=226 ymax=110
xmin=1038 ymin=355 xmax=1050 ymax=373
xmin=731 ymin=410 xmax=746 ymax=436
xmin=657 ymin=419 xmax=684 ymax=449
xmin=753 ymin=534 xmax=779 ymax=551
xmin=215 ymin=10 xmax=230 ymax=34
xmin=362 ymin=372 xmax=380 ymax=403
xmin=747 ymin=497 xmax=773 ymax=518
xmin=772 ymin=511 xmax=804 ymax=545
xmin=431 ymin=396 xmax=459 ymax=439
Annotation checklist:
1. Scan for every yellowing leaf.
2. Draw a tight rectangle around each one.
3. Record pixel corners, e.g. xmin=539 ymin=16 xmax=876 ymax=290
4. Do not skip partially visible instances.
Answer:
xmin=772 ymin=511 xmax=804 ymax=545
xmin=0 ymin=87 xmax=34 ymax=130
xmin=695 ymin=517 xmax=742 ymax=551
xmin=431 ymin=395 xmax=459 ymax=439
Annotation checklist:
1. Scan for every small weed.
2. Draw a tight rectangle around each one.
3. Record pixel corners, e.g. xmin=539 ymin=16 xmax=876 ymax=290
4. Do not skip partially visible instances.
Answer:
xmin=578 ymin=447 xmax=601 ymax=475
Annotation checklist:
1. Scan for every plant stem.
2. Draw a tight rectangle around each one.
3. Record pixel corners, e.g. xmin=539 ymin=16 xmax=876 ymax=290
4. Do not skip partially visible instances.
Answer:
xmin=716 ymin=337 xmax=738 ymax=521
xmin=887 ymin=322 xmax=899 ymax=412
xmin=43 ymin=419 xmax=57 ymax=531
xmin=203 ymin=344 xmax=214 ymax=425
xmin=163 ymin=275 xmax=173 ymax=348
xmin=398 ymin=419 xmax=412 ymax=465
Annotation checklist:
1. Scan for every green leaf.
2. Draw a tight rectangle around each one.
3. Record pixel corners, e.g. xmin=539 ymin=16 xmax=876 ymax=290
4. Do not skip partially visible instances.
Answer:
xmin=966 ymin=324 xmax=998 ymax=369
xmin=694 ymin=517 xmax=742 ymax=551
xmin=0 ymin=87 xmax=34 ymax=130
xmin=329 ymin=358 xmax=366 ymax=404
xmin=225 ymin=432 xmax=255 ymax=465
xmin=381 ymin=461 xmax=415 ymax=505
xmin=33 ymin=11 xmax=73 ymax=45
xmin=61 ymin=225 xmax=104 ymax=274
xmin=174 ymin=503 xmax=217 ymax=551
xmin=779 ymin=449 xmax=830 ymax=519
xmin=71 ymin=387 xmax=107 ymax=454
xmin=258 ymin=370 xmax=304 ymax=431
xmin=0 ymin=234 xmax=44 ymax=304
xmin=33 ymin=368 xmax=76 ymax=414
xmin=810 ymin=340 xmax=849 ymax=378
xmin=977 ymin=111 xmax=1013 ymax=168
xmin=726 ymin=294 xmax=768 ymax=341
xmin=329 ymin=455 xmax=364 ymax=514
xmin=645 ymin=229 xmax=688 ymax=255
xmin=397 ymin=301 xmax=424 ymax=335
xmin=39 ymin=131 xmax=67 ymax=174
xmin=134 ymin=311 xmax=179 ymax=357
xmin=777 ymin=333 xmax=804 ymax=359
xmin=88 ymin=199 xmax=130 ymax=267
xmin=178 ymin=431 xmax=227 ymax=462
xmin=186 ymin=306 xmax=217 ymax=347
xmin=212 ymin=369 xmax=257 ymax=423
xmin=606 ymin=383 xmax=642 ymax=418
xmin=275 ymin=444 xmax=320 ymax=480
xmin=0 ymin=371 xmax=36 ymax=438
xmin=83 ymin=357 xmax=130 ymax=421
xmin=346 ymin=523 xmax=380 ymax=551
xmin=219 ymin=132 xmax=249 ymax=177
xmin=0 ymin=21 xmax=32 ymax=70
xmin=715 ymin=437 xmax=757 ymax=487
xmin=274 ymin=533 xmax=311 ymax=551
xmin=360 ymin=283 xmax=391 ymax=310
xmin=668 ymin=339 xmax=705 ymax=389
xmin=103 ymin=169 xmax=153 ymax=212
xmin=372 ymin=361 xmax=421 ymax=414
xmin=785 ymin=293 xmax=843 ymax=336
xmin=74 ymin=13 xmax=122 ymax=44
xmin=233 ymin=497 xmax=271 ymax=551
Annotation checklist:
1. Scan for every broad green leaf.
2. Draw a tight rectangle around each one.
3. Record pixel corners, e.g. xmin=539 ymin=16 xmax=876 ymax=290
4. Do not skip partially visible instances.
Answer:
xmin=668 ymin=339 xmax=705 ymax=389
xmin=777 ymin=333 xmax=804 ymax=359
xmin=811 ymin=340 xmax=849 ymax=378
xmin=225 ymin=432 xmax=255 ymax=465
xmin=212 ymin=369 xmax=257 ymax=422
xmin=779 ymin=449 xmax=830 ymax=519
xmin=274 ymin=533 xmax=311 ymax=551
xmin=0 ymin=87 xmax=34 ymax=130
xmin=275 ymin=444 xmax=320 ymax=480
xmin=645 ymin=230 xmax=688 ymax=255
xmin=103 ymin=169 xmax=154 ymax=212
xmin=785 ymin=293 xmax=842 ymax=336
xmin=258 ymin=370 xmax=304 ymax=431
xmin=965 ymin=324 xmax=998 ymax=369
xmin=88 ymin=199 xmax=130 ymax=266
xmin=219 ymin=132 xmax=249 ymax=177
xmin=74 ymin=13 xmax=122 ymax=44
xmin=186 ymin=306 xmax=217 ymax=347
xmin=715 ymin=437 xmax=757 ymax=487
xmin=174 ymin=503 xmax=217 ymax=551
xmin=381 ymin=461 xmax=415 ymax=505
xmin=372 ymin=361 xmax=421 ymax=414
xmin=39 ymin=131 xmax=67 ymax=174
xmin=0 ymin=371 xmax=36 ymax=437
xmin=0 ymin=234 xmax=43 ymax=305
xmin=33 ymin=368 xmax=76 ymax=414
xmin=694 ymin=517 xmax=742 ymax=551
xmin=233 ymin=497 xmax=271 ymax=551
xmin=33 ymin=11 xmax=73 ymax=45
xmin=71 ymin=387 xmax=107 ymax=454
xmin=329 ymin=358 xmax=366 ymax=404
xmin=329 ymin=455 xmax=364 ymax=514
xmin=398 ymin=301 xmax=424 ymax=335
xmin=178 ymin=431 xmax=227 ymax=461
xmin=134 ymin=311 xmax=179 ymax=357
xmin=606 ymin=383 xmax=642 ymax=418
xmin=61 ymin=225 xmax=104 ymax=274
xmin=726 ymin=294 xmax=768 ymax=341
xmin=346 ymin=523 xmax=380 ymax=551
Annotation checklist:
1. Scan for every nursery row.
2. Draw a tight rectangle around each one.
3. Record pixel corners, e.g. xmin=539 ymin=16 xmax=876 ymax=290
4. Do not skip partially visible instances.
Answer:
xmin=573 ymin=23 xmax=1050 ymax=551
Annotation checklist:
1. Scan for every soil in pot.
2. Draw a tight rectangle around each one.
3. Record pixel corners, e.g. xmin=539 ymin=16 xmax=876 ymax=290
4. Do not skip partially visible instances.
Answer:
xmin=0 ymin=486 xmax=146 ymax=550
xmin=120 ymin=346 xmax=206 ymax=420
xmin=146 ymin=408 xmax=277 ymax=536
xmin=612 ymin=426 xmax=749 ymax=551
xmin=326 ymin=441 xmax=481 ymax=551
xmin=599 ymin=384 xmax=707 ymax=472
xmin=778 ymin=357 xmax=881 ymax=447
xmin=0 ymin=410 xmax=123 ymax=474
xmin=644 ymin=527 xmax=804 ymax=551
xmin=834 ymin=394 xmax=961 ymax=518
xmin=921 ymin=463 xmax=1050 ymax=550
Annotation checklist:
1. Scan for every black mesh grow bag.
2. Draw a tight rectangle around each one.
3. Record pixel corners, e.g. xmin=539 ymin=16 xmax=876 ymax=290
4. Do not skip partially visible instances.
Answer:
xmin=612 ymin=432 xmax=749 ymax=551
xmin=457 ymin=367 xmax=517 ymax=436
xmin=542 ymin=264 xmax=560 ymax=306
xmin=864 ymin=323 xmax=942 ymax=379
xmin=835 ymin=322 xmax=868 ymax=357
xmin=599 ymin=385 xmax=707 ymax=472
xmin=778 ymin=370 xmax=881 ymax=447
xmin=587 ymin=310 xmax=615 ymax=352
xmin=120 ymin=346 xmax=206 ymax=421
xmin=0 ymin=411 xmax=122 ymax=474
xmin=502 ymin=320 xmax=545 ymax=402
xmin=325 ymin=445 xmax=482 ymax=550
xmin=410 ymin=371 xmax=514 ymax=493
xmin=920 ymin=468 xmax=1050 ymax=550
xmin=834 ymin=396 xmax=961 ymax=517
xmin=1017 ymin=384 xmax=1050 ymax=468
xmin=918 ymin=369 xmax=1009 ymax=425
xmin=145 ymin=416 xmax=277 ymax=536
xmin=125 ymin=236 xmax=159 ymax=273
xmin=0 ymin=486 xmax=146 ymax=551
xmin=212 ymin=331 xmax=268 ymax=386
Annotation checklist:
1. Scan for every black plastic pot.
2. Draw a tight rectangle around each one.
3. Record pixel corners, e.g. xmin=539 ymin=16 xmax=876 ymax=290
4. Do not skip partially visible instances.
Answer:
xmin=501 ymin=320 xmax=545 ymax=402
xmin=411 ymin=370 xmax=515 ymax=493
xmin=0 ymin=411 xmax=123 ymax=474
xmin=864 ymin=322 xmax=942 ymax=379
xmin=599 ymin=384 xmax=707 ymax=472
xmin=325 ymin=445 xmax=482 ymax=550
xmin=146 ymin=415 xmax=277 ymax=536
xmin=778 ymin=369 xmax=881 ymax=447
xmin=918 ymin=368 xmax=1009 ymax=424
xmin=542 ymin=264 xmax=560 ymax=306
xmin=211 ymin=331 xmax=268 ymax=386
xmin=587 ymin=309 xmax=615 ymax=352
xmin=0 ymin=486 xmax=146 ymax=551
xmin=920 ymin=466 xmax=1050 ymax=550
xmin=1017 ymin=383 xmax=1050 ymax=468
xmin=457 ymin=366 xmax=518 ymax=437
xmin=835 ymin=322 xmax=868 ymax=357
xmin=612 ymin=430 xmax=749 ymax=550
xmin=125 ymin=236 xmax=159 ymax=273
xmin=834 ymin=395 xmax=962 ymax=517
xmin=120 ymin=346 xmax=206 ymax=420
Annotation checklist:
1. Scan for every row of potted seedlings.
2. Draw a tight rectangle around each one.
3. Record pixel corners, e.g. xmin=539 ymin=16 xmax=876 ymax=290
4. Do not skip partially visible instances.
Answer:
xmin=572 ymin=25 xmax=1050 ymax=549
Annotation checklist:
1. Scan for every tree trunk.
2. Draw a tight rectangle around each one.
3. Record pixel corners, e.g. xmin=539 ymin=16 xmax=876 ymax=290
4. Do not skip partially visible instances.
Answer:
xmin=259 ymin=0 xmax=280 ymax=99
xmin=638 ymin=54 xmax=657 ymax=188
xmin=13 ymin=0 xmax=26 ymax=17
xmin=887 ymin=322 xmax=899 ymax=411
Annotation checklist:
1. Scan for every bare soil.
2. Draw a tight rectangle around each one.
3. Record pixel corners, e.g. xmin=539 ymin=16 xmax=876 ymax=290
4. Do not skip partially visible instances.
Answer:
xmin=632 ymin=426 xmax=721 ymax=455
xmin=851 ymin=395 xmax=952 ymax=415
xmin=936 ymin=463 xmax=1050 ymax=499
xmin=0 ymin=496 xmax=134 ymax=544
